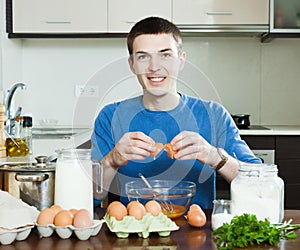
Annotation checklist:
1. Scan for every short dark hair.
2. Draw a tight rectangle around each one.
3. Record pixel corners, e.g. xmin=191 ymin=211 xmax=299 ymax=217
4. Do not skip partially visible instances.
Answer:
xmin=127 ymin=16 xmax=183 ymax=55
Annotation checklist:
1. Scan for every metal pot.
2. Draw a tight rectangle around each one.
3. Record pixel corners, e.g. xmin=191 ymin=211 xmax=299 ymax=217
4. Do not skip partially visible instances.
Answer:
xmin=0 ymin=159 xmax=55 ymax=211
xmin=231 ymin=114 xmax=251 ymax=129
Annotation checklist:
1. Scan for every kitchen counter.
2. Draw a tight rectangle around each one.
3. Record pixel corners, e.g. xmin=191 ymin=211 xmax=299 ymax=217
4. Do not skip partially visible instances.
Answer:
xmin=239 ymin=125 xmax=300 ymax=135
xmin=2 ymin=209 xmax=300 ymax=250
xmin=32 ymin=127 xmax=92 ymax=157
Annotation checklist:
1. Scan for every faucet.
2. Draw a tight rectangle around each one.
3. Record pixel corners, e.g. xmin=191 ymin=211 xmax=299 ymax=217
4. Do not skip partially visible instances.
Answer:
xmin=5 ymin=82 xmax=27 ymax=135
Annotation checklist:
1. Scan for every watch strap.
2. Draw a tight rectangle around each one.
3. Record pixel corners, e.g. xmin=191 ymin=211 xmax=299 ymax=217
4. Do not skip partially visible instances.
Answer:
xmin=214 ymin=148 xmax=228 ymax=171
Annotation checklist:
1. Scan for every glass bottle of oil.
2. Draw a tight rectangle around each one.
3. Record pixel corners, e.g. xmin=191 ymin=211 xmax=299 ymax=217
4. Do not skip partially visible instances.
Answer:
xmin=5 ymin=116 xmax=29 ymax=157
xmin=22 ymin=116 xmax=33 ymax=155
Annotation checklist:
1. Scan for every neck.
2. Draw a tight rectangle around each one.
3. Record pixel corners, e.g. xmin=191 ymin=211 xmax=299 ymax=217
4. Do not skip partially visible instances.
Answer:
xmin=142 ymin=91 xmax=181 ymax=111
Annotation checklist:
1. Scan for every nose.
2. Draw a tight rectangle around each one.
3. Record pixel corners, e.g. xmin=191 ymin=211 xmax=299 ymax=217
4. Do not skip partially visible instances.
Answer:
xmin=148 ymin=54 xmax=161 ymax=72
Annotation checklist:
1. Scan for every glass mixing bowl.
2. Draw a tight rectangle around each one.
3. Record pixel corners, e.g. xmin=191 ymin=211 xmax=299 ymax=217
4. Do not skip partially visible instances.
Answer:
xmin=126 ymin=180 xmax=196 ymax=219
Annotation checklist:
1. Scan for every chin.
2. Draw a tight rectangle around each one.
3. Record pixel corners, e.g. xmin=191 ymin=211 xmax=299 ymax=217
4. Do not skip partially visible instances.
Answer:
xmin=145 ymin=87 xmax=170 ymax=97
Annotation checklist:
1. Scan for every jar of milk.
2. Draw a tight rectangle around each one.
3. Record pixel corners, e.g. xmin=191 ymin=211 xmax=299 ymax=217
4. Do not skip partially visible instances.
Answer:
xmin=211 ymin=199 xmax=233 ymax=231
xmin=55 ymin=148 xmax=94 ymax=216
xmin=231 ymin=164 xmax=284 ymax=224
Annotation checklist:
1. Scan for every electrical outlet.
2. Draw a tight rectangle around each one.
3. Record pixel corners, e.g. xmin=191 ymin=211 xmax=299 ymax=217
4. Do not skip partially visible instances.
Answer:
xmin=75 ymin=85 xmax=99 ymax=97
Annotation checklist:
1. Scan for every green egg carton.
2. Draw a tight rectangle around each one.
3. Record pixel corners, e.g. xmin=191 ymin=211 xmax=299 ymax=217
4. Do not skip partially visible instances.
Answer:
xmin=104 ymin=212 xmax=179 ymax=238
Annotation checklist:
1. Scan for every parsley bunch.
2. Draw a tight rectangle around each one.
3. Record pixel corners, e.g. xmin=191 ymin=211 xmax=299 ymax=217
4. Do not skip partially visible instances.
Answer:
xmin=212 ymin=213 xmax=300 ymax=250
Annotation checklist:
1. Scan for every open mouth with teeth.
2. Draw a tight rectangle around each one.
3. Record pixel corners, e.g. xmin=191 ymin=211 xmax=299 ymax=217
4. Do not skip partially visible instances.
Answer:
xmin=147 ymin=76 xmax=166 ymax=84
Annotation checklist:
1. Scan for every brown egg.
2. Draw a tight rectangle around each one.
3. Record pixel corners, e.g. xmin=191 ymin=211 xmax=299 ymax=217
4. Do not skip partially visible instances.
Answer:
xmin=37 ymin=208 xmax=56 ymax=225
xmin=50 ymin=204 xmax=63 ymax=215
xmin=150 ymin=142 xmax=164 ymax=159
xmin=107 ymin=201 xmax=127 ymax=220
xmin=164 ymin=143 xmax=178 ymax=159
xmin=189 ymin=204 xmax=202 ymax=212
xmin=185 ymin=204 xmax=207 ymax=227
xmin=145 ymin=200 xmax=162 ymax=216
xmin=69 ymin=208 xmax=78 ymax=217
xmin=126 ymin=200 xmax=140 ymax=210
xmin=127 ymin=201 xmax=146 ymax=220
xmin=54 ymin=209 xmax=73 ymax=226
xmin=107 ymin=201 xmax=122 ymax=213
xmin=73 ymin=209 xmax=93 ymax=228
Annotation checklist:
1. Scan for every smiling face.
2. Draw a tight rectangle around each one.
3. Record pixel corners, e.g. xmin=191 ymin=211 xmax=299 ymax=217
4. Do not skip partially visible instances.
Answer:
xmin=129 ymin=33 xmax=186 ymax=99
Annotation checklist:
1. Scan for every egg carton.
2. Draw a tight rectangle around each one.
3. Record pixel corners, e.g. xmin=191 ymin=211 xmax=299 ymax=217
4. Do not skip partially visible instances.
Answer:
xmin=104 ymin=212 xmax=179 ymax=238
xmin=36 ymin=219 xmax=105 ymax=240
xmin=0 ymin=224 xmax=34 ymax=245
xmin=0 ymin=190 xmax=39 ymax=229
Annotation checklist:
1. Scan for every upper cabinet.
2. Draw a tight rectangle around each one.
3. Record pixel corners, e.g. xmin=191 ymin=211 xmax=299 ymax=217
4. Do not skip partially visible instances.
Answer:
xmin=8 ymin=0 xmax=107 ymax=34
xmin=269 ymin=0 xmax=300 ymax=33
xmin=7 ymin=0 xmax=270 ymax=38
xmin=108 ymin=0 xmax=172 ymax=33
xmin=173 ymin=0 xmax=269 ymax=31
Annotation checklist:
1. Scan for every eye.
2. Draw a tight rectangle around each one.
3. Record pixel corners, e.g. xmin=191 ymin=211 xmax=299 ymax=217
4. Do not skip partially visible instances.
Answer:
xmin=161 ymin=52 xmax=172 ymax=59
xmin=136 ymin=54 xmax=149 ymax=61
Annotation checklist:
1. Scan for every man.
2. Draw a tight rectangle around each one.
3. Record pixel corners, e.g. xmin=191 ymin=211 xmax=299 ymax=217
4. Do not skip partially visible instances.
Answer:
xmin=92 ymin=16 xmax=261 ymax=209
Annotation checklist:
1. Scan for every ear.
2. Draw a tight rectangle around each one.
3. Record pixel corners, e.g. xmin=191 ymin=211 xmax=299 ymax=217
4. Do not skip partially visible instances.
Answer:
xmin=128 ymin=56 xmax=136 ymax=74
xmin=179 ymin=52 xmax=186 ymax=71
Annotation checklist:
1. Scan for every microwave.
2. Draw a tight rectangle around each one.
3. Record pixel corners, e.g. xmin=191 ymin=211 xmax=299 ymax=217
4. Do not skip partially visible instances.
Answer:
xmin=270 ymin=0 xmax=300 ymax=33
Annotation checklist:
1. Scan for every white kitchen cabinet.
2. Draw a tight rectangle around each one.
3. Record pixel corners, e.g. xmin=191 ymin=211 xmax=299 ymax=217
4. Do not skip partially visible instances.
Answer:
xmin=108 ymin=0 xmax=172 ymax=33
xmin=11 ymin=0 xmax=107 ymax=33
xmin=173 ymin=0 xmax=269 ymax=26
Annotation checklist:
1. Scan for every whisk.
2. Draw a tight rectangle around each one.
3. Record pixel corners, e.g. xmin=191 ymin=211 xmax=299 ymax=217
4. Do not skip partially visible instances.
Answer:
xmin=138 ymin=173 xmax=174 ymax=214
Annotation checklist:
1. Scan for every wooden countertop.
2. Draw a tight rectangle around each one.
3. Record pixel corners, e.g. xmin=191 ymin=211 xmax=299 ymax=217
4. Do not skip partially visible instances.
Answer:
xmin=2 ymin=209 xmax=300 ymax=250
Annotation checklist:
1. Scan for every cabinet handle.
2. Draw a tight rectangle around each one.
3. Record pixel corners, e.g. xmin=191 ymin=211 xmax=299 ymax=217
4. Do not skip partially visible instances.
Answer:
xmin=46 ymin=20 xmax=72 ymax=24
xmin=206 ymin=11 xmax=233 ymax=16
xmin=125 ymin=20 xmax=137 ymax=24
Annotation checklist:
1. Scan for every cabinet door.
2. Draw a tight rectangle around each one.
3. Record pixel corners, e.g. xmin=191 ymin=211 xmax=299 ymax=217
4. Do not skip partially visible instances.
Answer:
xmin=276 ymin=136 xmax=300 ymax=209
xmin=241 ymin=135 xmax=275 ymax=150
xmin=173 ymin=0 xmax=269 ymax=26
xmin=12 ymin=0 xmax=107 ymax=33
xmin=108 ymin=0 xmax=172 ymax=33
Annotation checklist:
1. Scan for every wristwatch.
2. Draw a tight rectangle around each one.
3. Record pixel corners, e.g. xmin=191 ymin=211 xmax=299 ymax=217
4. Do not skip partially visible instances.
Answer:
xmin=214 ymin=148 xmax=228 ymax=171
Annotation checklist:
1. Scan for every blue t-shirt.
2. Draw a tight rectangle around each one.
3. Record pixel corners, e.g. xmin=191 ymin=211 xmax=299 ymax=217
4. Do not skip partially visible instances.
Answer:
xmin=91 ymin=94 xmax=261 ymax=209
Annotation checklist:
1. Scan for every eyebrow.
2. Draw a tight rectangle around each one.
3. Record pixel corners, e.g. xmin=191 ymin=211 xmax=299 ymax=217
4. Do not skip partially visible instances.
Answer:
xmin=159 ymin=48 xmax=173 ymax=53
xmin=135 ymin=48 xmax=173 ymax=54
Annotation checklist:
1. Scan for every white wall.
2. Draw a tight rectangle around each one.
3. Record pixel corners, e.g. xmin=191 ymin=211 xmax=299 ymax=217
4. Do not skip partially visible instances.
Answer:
xmin=183 ymin=37 xmax=300 ymax=126
xmin=0 ymin=0 xmax=23 ymax=106
xmin=1 ymin=5 xmax=300 ymax=127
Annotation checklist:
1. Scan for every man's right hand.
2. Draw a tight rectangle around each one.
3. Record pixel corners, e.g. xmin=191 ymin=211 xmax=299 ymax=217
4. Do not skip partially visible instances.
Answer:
xmin=105 ymin=132 xmax=156 ymax=168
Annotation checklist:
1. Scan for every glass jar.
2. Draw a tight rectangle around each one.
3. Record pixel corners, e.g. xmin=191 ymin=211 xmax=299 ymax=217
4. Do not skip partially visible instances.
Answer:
xmin=211 ymin=199 xmax=233 ymax=231
xmin=231 ymin=163 xmax=284 ymax=224
xmin=54 ymin=148 xmax=94 ymax=216
xmin=22 ymin=116 xmax=33 ymax=155
xmin=5 ymin=116 xmax=29 ymax=157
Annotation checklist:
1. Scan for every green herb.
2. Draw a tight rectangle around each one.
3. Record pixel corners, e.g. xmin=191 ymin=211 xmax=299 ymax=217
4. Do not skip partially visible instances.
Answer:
xmin=212 ymin=213 xmax=300 ymax=250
